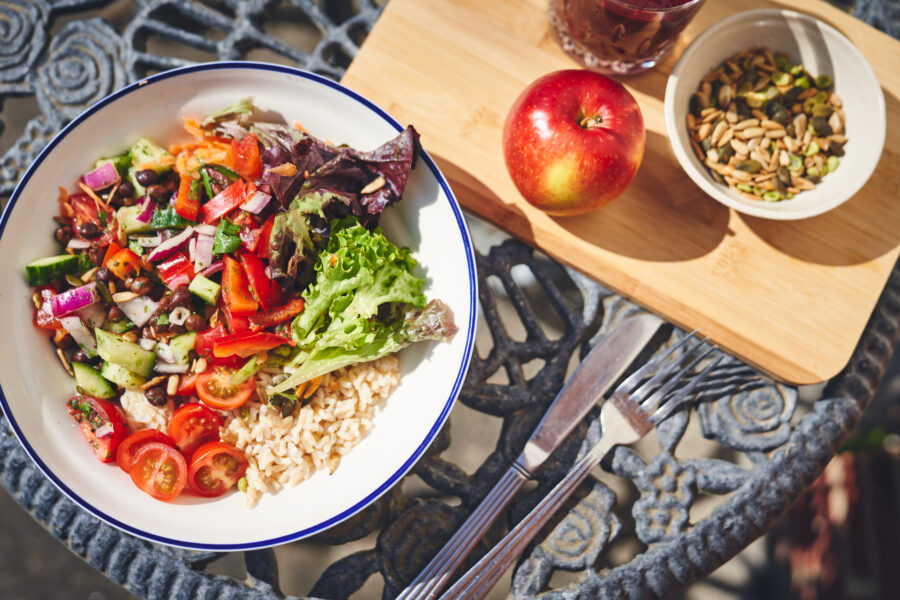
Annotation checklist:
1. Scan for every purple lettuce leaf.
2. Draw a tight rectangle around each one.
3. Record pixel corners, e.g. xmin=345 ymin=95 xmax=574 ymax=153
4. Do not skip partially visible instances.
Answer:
xmin=252 ymin=123 xmax=340 ymax=206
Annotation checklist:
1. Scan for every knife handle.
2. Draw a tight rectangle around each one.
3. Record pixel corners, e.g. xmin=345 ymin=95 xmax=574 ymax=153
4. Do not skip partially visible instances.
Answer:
xmin=397 ymin=462 xmax=530 ymax=600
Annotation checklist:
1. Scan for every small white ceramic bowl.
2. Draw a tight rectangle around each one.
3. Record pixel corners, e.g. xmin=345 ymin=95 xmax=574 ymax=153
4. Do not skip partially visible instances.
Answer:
xmin=0 ymin=62 xmax=476 ymax=550
xmin=664 ymin=9 xmax=885 ymax=220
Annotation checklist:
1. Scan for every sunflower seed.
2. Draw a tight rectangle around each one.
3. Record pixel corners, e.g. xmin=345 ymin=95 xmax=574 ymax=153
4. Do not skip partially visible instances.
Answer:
xmin=686 ymin=114 xmax=697 ymax=129
xmin=701 ymin=109 xmax=723 ymax=124
xmin=737 ymin=127 xmax=766 ymax=139
xmin=765 ymin=129 xmax=787 ymax=138
xmin=57 ymin=349 xmax=74 ymax=377
xmin=710 ymin=121 xmax=728 ymax=146
xmin=829 ymin=91 xmax=843 ymax=108
xmin=734 ymin=119 xmax=760 ymax=131
xmin=697 ymin=122 xmax=712 ymax=141
xmin=716 ymin=127 xmax=734 ymax=148
xmin=112 ymin=291 xmax=138 ymax=303
xmin=140 ymin=376 xmax=167 ymax=391
xmin=167 ymin=375 xmax=179 ymax=396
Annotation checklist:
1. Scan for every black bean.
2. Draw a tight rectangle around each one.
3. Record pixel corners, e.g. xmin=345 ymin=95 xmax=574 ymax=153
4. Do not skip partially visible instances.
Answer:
xmin=79 ymin=222 xmax=102 ymax=239
xmin=107 ymin=305 xmax=124 ymax=321
xmin=87 ymin=247 xmax=105 ymax=266
xmin=148 ymin=285 xmax=167 ymax=302
xmin=135 ymin=169 xmax=159 ymax=187
xmin=55 ymin=226 xmax=73 ymax=245
xmin=95 ymin=267 xmax=113 ymax=284
xmin=130 ymin=276 xmax=152 ymax=295
xmin=168 ymin=324 xmax=187 ymax=335
xmin=145 ymin=386 xmax=168 ymax=407
xmin=146 ymin=184 xmax=167 ymax=200
xmin=162 ymin=171 xmax=179 ymax=192
xmin=185 ymin=314 xmax=206 ymax=332
xmin=169 ymin=286 xmax=191 ymax=308
xmin=115 ymin=180 xmax=134 ymax=199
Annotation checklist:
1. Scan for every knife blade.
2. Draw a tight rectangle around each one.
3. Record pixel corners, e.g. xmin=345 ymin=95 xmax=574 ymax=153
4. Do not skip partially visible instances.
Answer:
xmin=398 ymin=313 xmax=662 ymax=600
xmin=517 ymin=312 xmax=663 ymax=472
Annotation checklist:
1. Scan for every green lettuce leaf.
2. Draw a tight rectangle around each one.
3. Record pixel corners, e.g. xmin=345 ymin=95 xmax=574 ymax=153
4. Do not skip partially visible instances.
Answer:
xmin=266 ymin=218 xmax=456 ymax=396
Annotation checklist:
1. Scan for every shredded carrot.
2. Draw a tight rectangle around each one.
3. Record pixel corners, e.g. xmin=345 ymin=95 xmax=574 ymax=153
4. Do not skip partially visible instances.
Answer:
xmin=134 ymin=155 xmax=175 ymax=171
xmin=57 ymin=186 xmax=73 ymax=218
xmin=78 ymin=181 xmax=111 ymax=213
xmin=291 ymin=121 xmax=309 ymax=134
xmin=183 ymin=116 xmax=206 ymax=141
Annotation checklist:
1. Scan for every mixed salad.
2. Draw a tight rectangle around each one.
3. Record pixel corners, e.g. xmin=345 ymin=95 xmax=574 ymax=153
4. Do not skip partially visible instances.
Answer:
xmin=27 ymin=99 xmax=456 ymax=502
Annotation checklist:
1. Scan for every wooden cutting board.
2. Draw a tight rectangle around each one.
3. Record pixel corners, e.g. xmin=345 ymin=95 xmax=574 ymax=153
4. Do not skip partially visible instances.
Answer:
xmin=341 ymin=0 xmax=900 ymax=385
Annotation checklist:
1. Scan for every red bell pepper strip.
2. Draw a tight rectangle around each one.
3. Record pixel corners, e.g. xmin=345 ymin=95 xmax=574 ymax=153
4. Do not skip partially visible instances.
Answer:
xmin=156 ymin=252 xmax=194 ymax=288
xmin=175 ymin=373 xmax=198 ymax=396
xmin=239 ymin=224 xmax=261 ymax=252
xmin=248 ymin=297 xmax=305 ymax=330
xmin=106 ymin=248 xmax=141 ymax=280
xmin=213 ymin=331 xmax=293 ymax=358
xmin=221 ymin=255 xmax=258 ymax=316
xmin=195 ymin=323 xmax=244 ymax=368
xmin=199 ymin=179 xmax=245 ymax=224
xmin=237 ymin=251 xmax=274 ymax=312
xmin=175 ymin=173 xmax=201 ymax=221
xmin=102 ymin=241 xmax=123 ymax=268
xmin=228 ymin=133 xmax=263 ymax=181
xmin=256 ymin=214 xmax=275 ymax=259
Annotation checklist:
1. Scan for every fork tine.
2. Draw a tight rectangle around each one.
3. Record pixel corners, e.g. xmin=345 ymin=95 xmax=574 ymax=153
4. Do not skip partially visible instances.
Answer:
xmin=627 ymin=335 xmax=707 ymax=406
xmin=650 ymin=355 xmax=724 ymax=424
xmin=639 ymin=344 xmax=715 ymax=411
xmin=615 ymin=331 xmax=698 ymax=397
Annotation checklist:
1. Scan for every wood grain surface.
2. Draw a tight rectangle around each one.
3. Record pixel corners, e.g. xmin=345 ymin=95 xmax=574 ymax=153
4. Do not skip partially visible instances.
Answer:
xmin=341 ymin=0 xmax=900 ymax=385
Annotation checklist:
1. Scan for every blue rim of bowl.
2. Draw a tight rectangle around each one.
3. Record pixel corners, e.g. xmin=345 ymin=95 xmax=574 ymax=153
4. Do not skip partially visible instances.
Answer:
xmin=663 ymin=8 xmax=886 ymax=220
xmin=0 ymin=61 xmax=478 ymax=551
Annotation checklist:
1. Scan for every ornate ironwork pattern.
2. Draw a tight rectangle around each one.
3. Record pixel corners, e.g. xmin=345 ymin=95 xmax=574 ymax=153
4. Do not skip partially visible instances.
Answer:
xmin=1 ymin=2 xmax=898 ymax=599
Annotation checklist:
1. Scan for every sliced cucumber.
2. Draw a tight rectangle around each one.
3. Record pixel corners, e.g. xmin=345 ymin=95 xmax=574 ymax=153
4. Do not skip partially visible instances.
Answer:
xmin=168 ymin=333 xmax=197 ymax=365
xmin=106 ymin=320 xmax=135 ymax=334
xmin=117 ymin=205 xmax=154 ymax=234
xmin=72 ymin=362 xmax=117 ymax=399
xmin=95 ymin=328 xmax=156 ymax=377
xmin=130 ymin=137 xmax=173 ymax=174
xmin=25 ymin=255 xmax=79 ymax=286
xmin=94 ymin=153 xmax=131 ymax=176
xmin=100 ymin=361 xmax=146 ymax=389
xmin=127 ymin=165 xmax=147 ymax=198
xmin=189 ymin=274 xmax=221 ymax=305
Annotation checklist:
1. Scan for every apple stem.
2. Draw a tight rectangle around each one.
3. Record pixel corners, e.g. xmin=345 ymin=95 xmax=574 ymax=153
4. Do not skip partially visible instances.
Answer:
xmin=580 ymin=115 xmax=604 ymax=129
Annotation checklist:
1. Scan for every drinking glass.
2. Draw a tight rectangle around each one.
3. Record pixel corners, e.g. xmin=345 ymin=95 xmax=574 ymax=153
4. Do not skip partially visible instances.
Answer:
xmin=548 ymin=0 xmax=707 ymax=75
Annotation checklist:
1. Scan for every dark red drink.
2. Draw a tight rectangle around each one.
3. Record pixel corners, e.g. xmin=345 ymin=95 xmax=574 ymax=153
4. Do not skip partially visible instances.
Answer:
xmin=549 ymin=0 xmax=706 ymax=75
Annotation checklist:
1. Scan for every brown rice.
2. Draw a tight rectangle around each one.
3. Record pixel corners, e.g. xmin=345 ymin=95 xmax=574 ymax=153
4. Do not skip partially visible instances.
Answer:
xmin=221 ymin=355 xmax=401 ymax=507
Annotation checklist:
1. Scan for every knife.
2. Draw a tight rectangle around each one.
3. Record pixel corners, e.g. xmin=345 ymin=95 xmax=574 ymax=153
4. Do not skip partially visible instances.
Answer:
xmin=397 ymin=313 xmax=663 ymax=600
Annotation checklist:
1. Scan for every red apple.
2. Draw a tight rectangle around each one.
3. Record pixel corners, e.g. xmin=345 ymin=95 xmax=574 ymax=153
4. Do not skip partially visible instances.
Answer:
xmin=502 ymin=70 xmax=645 ymax=216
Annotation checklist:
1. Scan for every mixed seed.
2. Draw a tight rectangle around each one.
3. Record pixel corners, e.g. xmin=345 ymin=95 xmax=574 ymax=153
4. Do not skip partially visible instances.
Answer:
xmin=686 ymin=47 xmax=847 ymax=202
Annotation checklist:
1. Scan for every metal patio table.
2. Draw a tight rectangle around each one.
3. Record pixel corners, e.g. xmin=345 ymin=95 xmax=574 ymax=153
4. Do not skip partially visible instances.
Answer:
xmin=1 ymin=1 xmax=899 ymax=599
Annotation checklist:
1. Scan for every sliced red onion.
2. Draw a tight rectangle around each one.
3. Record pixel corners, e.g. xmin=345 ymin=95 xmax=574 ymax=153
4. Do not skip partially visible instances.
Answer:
xmin=188 ymin=237 xmax=197 ymax=263
xmin=67 ymin=239 xmax=91 ymax=250
xmin=93 ymin=421 xmax=116 ymax=438
xmin=166 ymin=273 xmax=191 ymax=290
xmin=138 ymin=338 xmax=157 ymax=352
xmin=116 ymin=295 xmax=160 ymax=328
xmin=133 ymin=234 xmax=162 ymax=247
xmin=81 ymin=162 xmax=120 ymax=191
xmin=135 ymin=196 xmax=157 ymax=224
xmin=193 ymin=224 xmax=217 ymax=237
xmin=76 ymin=302 xmax=106 ymax=329
xmin=194 ymin=234 xmax=214 ymax=272
xmin=169 ymin=307 xmax=190 ymax=326
xmin=50 ymin=283 xmax=99 ymax=317
xmin=240 ymin=190 xmax=272 ymax=214
xmin=154 ymin=361 xmax=189 ymax=374
xmin=58 ymin=315 xmax=97 ymax=357
xmin=200 ymin=260 xmax=224 ymax=278
xmin=147 ymin=226 xmax=194 ymax=262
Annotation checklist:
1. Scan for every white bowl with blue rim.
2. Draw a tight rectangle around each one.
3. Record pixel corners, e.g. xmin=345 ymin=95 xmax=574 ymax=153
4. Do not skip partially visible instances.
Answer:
xmin=0 ymin=62 xmax=476 ymax=550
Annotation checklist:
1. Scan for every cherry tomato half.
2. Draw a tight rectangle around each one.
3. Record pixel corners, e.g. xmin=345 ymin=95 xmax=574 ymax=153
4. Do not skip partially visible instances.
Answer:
xmin=196 ymin=368 xmax=255 ymax=410
xmin=187 ymin=441 xmax=249 ymax=497
xmin=167 ymin=403 xmax=222 ymax=457
xmin=130 ymin=442 xmax=187 ymax=502
xmin=116 ymin=429 xmax=175 ymax=473
xmin=66 ymin=396 xmax=128 ymax=463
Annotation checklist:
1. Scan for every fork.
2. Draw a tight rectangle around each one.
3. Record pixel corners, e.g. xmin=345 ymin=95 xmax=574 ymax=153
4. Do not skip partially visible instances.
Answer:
xmin=436 ymin=336 xmax=722 ymax=600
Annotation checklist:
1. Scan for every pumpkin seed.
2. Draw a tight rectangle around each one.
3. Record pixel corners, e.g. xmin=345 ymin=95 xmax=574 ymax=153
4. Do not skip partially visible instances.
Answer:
xmin=789 ymin=155 xmax=804 ymax=172
xmin=809 ymin=116 xmax=832 ymax=136
xmin=65 ymin=274 xmax=83 ymax=288
xmin=794 ymin=76 xmax=810 ymax=90
xmin=811 ymin=103 xmax=833 ymax=118
xmin=830 ymin=141 xmax=845 ymax=157
xmin=737 ymin=159 xmax=763 ymax=173
xmin=763 ymin=190 xmax=783 ymax=202
xmin=815 ymin=74 xmax=833 ymax=89
xmin=826 ymin=155 xmax=840 ymax=173
xmin=804 ymin=141 xmax=820 ymax=157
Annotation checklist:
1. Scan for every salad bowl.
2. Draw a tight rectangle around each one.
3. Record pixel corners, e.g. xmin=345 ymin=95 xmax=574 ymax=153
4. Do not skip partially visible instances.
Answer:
xmin=0 ymin=62 xmax=476 ymax=550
